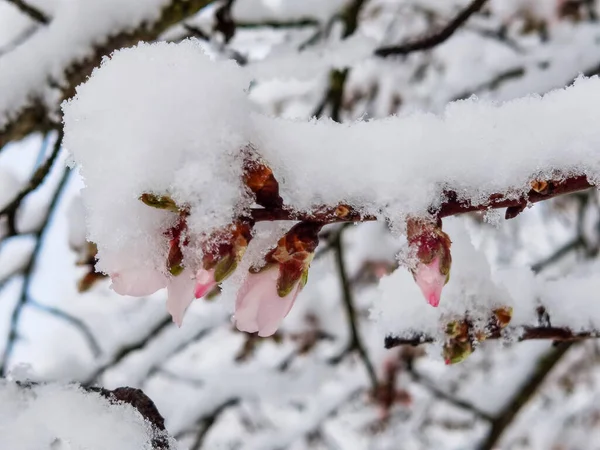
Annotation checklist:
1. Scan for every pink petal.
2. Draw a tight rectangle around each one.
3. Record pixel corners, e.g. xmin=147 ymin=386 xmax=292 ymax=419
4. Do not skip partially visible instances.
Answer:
xmin=166 ymin=268 xmax=196 ymax=327
xmin=414 ymin=257 xmax=446 ymax=308
xmin=110 ymin=268 xmax=168 ymax=297
xmin=194 ymin=268 xmax=217 ymax=299
xmin=234 ymin=267 xmax=300 ymax=337
xmin=256 ymin=283 xmax=299 ymax=337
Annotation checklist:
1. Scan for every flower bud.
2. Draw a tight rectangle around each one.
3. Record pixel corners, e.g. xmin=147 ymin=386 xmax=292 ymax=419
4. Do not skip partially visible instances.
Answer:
xmin=407 ymin=219 xmax=452 ymax=307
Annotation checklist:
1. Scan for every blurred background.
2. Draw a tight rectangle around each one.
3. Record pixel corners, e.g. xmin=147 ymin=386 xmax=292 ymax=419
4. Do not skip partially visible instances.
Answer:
xmin=2 ymin=0 xmax=600 ymax=448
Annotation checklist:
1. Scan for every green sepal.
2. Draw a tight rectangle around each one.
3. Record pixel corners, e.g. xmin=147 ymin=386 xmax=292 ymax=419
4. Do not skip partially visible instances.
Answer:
xmin=140 ymin=193 xmax=180 ymax=212
xmin=169 ymin=264 xmax=184 ymax=276
xmin=214 ymin=254 xmax=237 ymax=283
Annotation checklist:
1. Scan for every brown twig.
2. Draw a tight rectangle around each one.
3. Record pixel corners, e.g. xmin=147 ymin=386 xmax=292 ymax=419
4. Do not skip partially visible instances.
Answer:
xmin=329 ymin=226 xmax=379 ymax=391
xmin=250 ymin=174 xmax=593 ymax=224
xmin=375 ymin=0 xmax=489 ymax=57
xmin=384 ymin=326 xmax=599 ymax=349
xmin=5 ymin=0 xmax=49 ymax=24
xmin=0 ymin=163 xmax=71 ymax=375
xmin=0 ymin=130 xmax=63 ymax=235
xmin=478 ymin=342 xmax=573 ymax=450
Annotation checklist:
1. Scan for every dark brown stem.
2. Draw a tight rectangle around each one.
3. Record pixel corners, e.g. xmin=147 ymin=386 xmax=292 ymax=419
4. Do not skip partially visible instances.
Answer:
xmin=384 ymin=326 xmax=599 ymax=349
xmin=6 ymin=0 xmax=49 ymax=24
xmin=331 ymin=226 xmax=379 ymax=391
xmin=375 ymin=0 xmax=489 ymax=57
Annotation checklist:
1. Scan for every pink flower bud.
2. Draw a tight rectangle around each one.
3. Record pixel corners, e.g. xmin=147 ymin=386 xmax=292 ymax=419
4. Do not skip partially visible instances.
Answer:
xmin=414 ymin=257 xmax=446 ymax=307
xmin=407 ymin=219 xmax=452 ymax=308
xmin=110 ymin=268 xmax=168 ymax=297
xmin=166 ymin=268 xmax=196 ymax=327
xmin=234 ymin=266 xmax=300 ymax=337
xmin=194 ymin=268 xmax=217 ymax=299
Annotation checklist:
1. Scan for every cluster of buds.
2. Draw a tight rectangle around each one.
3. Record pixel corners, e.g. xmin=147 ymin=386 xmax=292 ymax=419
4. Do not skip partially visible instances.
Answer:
xmin=442 ymin=307 xmax=513 ymax=364
xmin=235 ymin=222 xmax=321 ymax=337
xmin=111 ymin=193 xmax=253 ymax=327
xmin=108 ymin=150 xmax=322 ymax=337
xmin=406 ymin=218 xmax=452 ymax=307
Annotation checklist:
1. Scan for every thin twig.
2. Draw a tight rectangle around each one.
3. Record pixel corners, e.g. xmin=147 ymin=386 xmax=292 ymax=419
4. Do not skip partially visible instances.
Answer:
xmin=189 ymin=399 xmax=238 ymax=450
xmin=330 ymin=226 xmax=378 ymax=391
xmin=407 ymin=364 xmax=494 ymax=422
xmin=478 ymin=342 xmax=573 ymax=450
xmin=82 ymin=315 xmax=173 ymax=386
xmin=375 ymin=0 xmax=489 ymax=57
xmin=0 ymin=162 xmax=71 ymax=375
xmin=0 ymin=131 xmax=64 ymax=236
xmin=5 ymin=0 xmax=49 ymax=24
xmin=28 ymin=299 xmax=102 ymax=358
xmin=385 ymin=326 xmax=600 ymax=349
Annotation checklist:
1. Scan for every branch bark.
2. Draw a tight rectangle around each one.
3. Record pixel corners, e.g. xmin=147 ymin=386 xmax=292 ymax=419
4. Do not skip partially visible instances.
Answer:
xmin=250 ymin=174 xmax=594 ymax=224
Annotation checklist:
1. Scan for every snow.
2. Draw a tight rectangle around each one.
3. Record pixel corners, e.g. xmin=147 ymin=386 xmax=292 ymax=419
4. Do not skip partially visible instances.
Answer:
xmin=246 ymin=33 xmax=377 ymax=80
xmin=233 ymin=0 xmax=349 ymax=24
xmin=0 ymin=381 xmax=162 ymax=450
xmin=62 ymin=40 xmax=253 ymax=276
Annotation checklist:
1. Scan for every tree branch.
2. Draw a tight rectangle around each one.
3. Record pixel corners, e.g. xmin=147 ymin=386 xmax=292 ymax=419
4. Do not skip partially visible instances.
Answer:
xmin=0 ymin=0 xmax=218 ymax=151
xmin=406 ymin=364 xmax=494 ymax=422
xmin=5 ymin=0 xmax=49 ymax=24
xmin=0 ymin=130 xmax=63 ymax=235
xmin=478 ymin=342 xmax=573 ymax=450
xmin=250 ymin=174 xmax=594 ymax=224
xmin=374 ymin=0 xmax=489 ymax=57
xmin=0 ymin=162 xmax=70 ymax=375
xmin=28 ymin=299 xmax=102 ymax=358
xmin=82 ymin=315 xmax=173 ymax=386
xmin=329 ymin=226 xmax=379 ymax=392
xmin=384 ymin=326 xmax=599 ymax=349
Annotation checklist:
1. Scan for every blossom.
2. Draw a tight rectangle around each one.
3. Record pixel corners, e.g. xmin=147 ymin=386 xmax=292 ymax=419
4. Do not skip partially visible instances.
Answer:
xmin=166 ymin=268 xmax=196 ymax=327
xmin=110 ymin=268 xmax=168 ymax=297
xmin=234 ymin=266 xmax=301 ymax=337
xmin=234 ymin=221 xmax=321 ymax=337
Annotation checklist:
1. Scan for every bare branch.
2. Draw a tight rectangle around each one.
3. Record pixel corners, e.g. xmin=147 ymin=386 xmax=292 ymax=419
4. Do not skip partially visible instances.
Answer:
xmin=375 ymin=0 xmax=489 ymax=57
xmin=0 ymin=0 xmax=219 ymax=151
xmin=384 ymin=326 xmax=600 ymax=349
xmin=478 ymin=342 xmax=573 ymax=450
xmin=0 ymin=131 xmax=63 ymax=235
xmin=82 ymin=315 xmax=173 ymax=386
xmin=0 ymin=161 xmax=71 ymax=375
xmin=329 ymin=226 xmax=379 ymax=391
xmin=5 ymin=0 xmax=49 ymax=24
xmin=28 ymin=299 xmax=102 ymax=358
